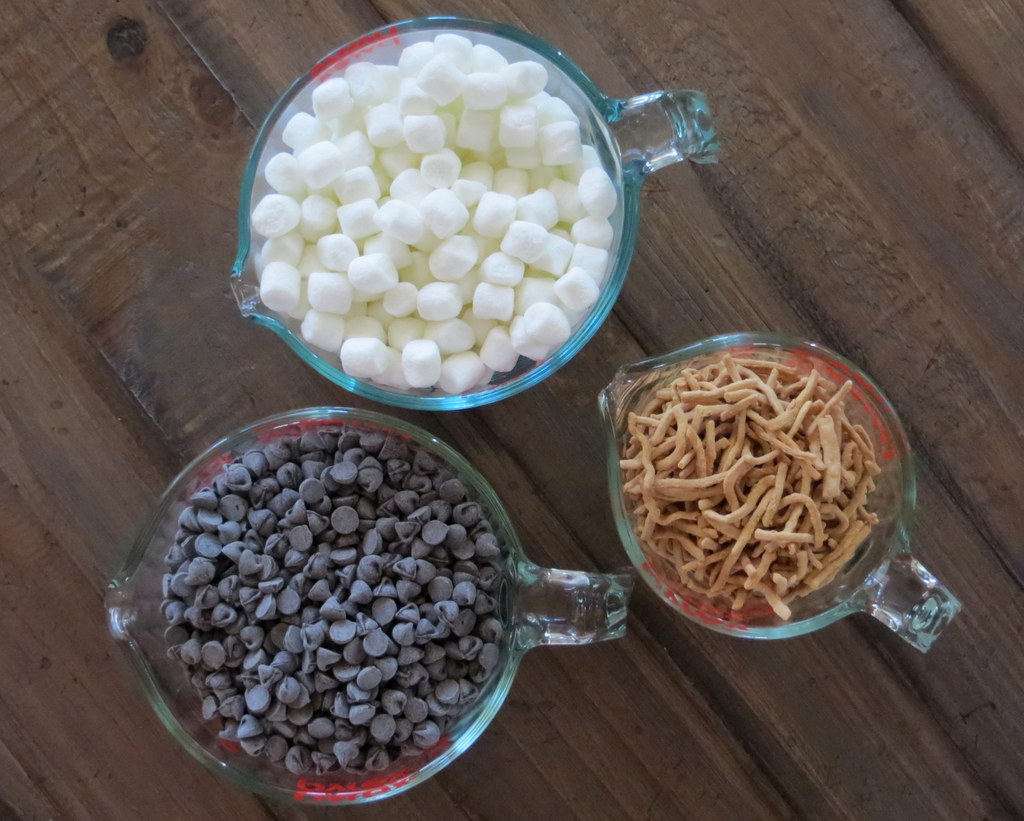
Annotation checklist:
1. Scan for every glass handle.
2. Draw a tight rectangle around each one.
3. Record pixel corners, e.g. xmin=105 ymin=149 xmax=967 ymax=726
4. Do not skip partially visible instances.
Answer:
xmin=607 ymin=90 xmax=720 ymax=176
xmin=514 ymin=562 xmax=634 ymax=649
xmin=862 ymin=553 xmax=961 ymax=653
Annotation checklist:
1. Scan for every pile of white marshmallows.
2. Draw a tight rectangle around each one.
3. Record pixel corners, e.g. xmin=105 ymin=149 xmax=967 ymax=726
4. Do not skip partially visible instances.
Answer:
xmin=253 ymin=33 xmax=617 ymax=394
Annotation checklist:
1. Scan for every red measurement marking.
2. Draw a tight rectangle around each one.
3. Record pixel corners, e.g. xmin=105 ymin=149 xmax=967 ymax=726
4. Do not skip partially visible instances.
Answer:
xmin=642 ymin=561 xmax=754 ymax=629
xmin=219 ymin=739 xmax=240 ymax=753
xmin=312 ymin=25 xmax=401 ymax=79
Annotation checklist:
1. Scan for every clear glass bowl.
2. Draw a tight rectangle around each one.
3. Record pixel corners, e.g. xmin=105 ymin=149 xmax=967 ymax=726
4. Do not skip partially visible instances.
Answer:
xmin=106 ymin=407 xmax=633 ymax=802
xmin=230 ymin=16 xmax=719 ymax=410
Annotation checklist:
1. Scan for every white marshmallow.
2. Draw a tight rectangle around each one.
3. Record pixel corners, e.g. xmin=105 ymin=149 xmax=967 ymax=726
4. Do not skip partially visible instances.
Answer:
xmin=382 ymin=282 xmax=418 ymax=317
xmin=389 ymin=169 xmax=433 ymax=207
xmin=522 ymin=301 xmax=571 ymax=347
xmin=398 ymin=41 xmax=436 ymax=76
xmin=433 ymin=33 xmax=474 ymax=71
xmin=562 ymin=143 xmax=602 ymax=182
xmin=335 ymin=131 xmax=375 ymax=169
xmin=261 ymin=231 xmax=304 ymax=267
xmin=509 ymin=319 xmax=553 ymax=361
xmin=282 ymin=112 xmax=329 ymax=152
xmin=505 ymin=145 xmax=541 ymax=169
xmin=455 ymin=110 xmax=497 ymax=153
xmin=425 ymin=319 xmax=475 ymax=354
xmin=515 ymin=276 xmax=558 ymax=314
xmin=451 ymin=179 xmax=487 ymax=206
xmin=335 ymin=166 xmax=382 ymax=204
xmin=460 ymin=311 xmax=497 ymax=346
xmin=417 ymin=54 xmax=465 ymax=106
xmin=296 ymin=245 xmax=321 ymax=277
xmin=388 ymin=316 xmax=426 ymax=350
xmin=311 ymin=77 xmax=353 ymax=120
xmin=479 ymin=325 xmax=520 ymax=372
xmin=344 ymin=62 xmax=387 ymax=105
xmin=538 ymin=97 xmax=578 ymax=125
xmin=365 ymin=103 xmax=404 ymax=147
xmin=440 ymin=112 xmax=458 ymax=148
xmin=403 ymin=114 xmax=447 ymax=153
xmin=284 ymin=285 xmax=310 ymax=320
xmin=411 ymin=230 xmax=440 ymax=253
xmin=551 ymin=227 xmax=571 ymax=241
xmin=419 ymin=189 xmax=469 ymax=239
xmin=374 ymin=199 xmax=424 ymax=244
xmin=493 ymin=167 xmax=529 ymax=198
xmin=252 ymin=194 xmax=301 ymax=238
xmin=347 ymin=301 xmax=368 ymax=317
xmin=376 ymin=346 xmax=412 ymax=390
xmin=379 ymin=144 xmax=418 ymax=178
xmin=577 ymin=167 xmax=616 ymax=218
xmin=401 ymin=338 xmax=443 ymax=387
xmin=307 ymin=271 xmax=353 ymax=314
xmin=299 ymin=194 xmax=338 ymax=240
xmin=316 ymin=233 xmax=359 ymax=271
xmin=499 ymin=104 xmax=539 ymax=148
xmin=364 ymin=299 xmax=395 ymax=330
xmin=427 ymin=235 xmax=478 ymax=282
xmin=439 ymin=352 xmax=488 ymax=394
xmin=461 ymin=161 xmax=495 ymax=188
xmin=296 ymin=141 xmax=345 ymax=189
xmin=363 ymin=234 xmax=411 ymax=270
xmin=472 ymin=282 xmax=515 ymax=321
xmin=340 ymin=336 xmax=389 ymax=378
xmin=569 ymin=243 xmax=610 ymax=283
xmin=416 ymin=282 xmax=463 ymax=320
xmin=554 ymin=267 xmax=600 ymax=313
xmin=300 ymin=309 xmax=346 ymax=352
xmin=347 ymin=253 xmax=399 ymax=295
xmin=264 ymin=152 xmax=305 ymax=195
xmin=571 ymin=216 xmax=614 ymax=249
xmin=533 ymin=233 xmax=575 ymax=276
xmin=517 ymin=189 xmax=559 ymax=229
xmin=528 ymin=165 xmax=560 ymax=191
xmin=456 ymin=271 xmax=479 ymax=302
xmin=259 ymin=261 xmax=302 ymax=311
xmin=344 ymin=315 xmax=386 ymax=342
xmin=403 ymin=252 xmax=432 ymax=286
xmin=479 ymin=251 xmax=525 ymax=286
xmin=549 ymin=179 xmax=586 ymax=223
xmin=473 ymin=192 xmax=517 ymax=238
xmin=539 ymin=121 xmax=582 ymax=166
xmin=397 ymin=76 xmax=437 ymax=116
xmin=337 ymin=198 xmax=379 ymax=239
xmin=462 ymin=72 xmax=508 ymax=110
xmin=502 ymin=61 xmax=548 ymax=98
xmin=420 ymin=149 xmax=462 ymax=189
xmin=471 ymin=44 xmax=508 ymax=73
xmin=500 ymin=221 xmax=549 ymax=263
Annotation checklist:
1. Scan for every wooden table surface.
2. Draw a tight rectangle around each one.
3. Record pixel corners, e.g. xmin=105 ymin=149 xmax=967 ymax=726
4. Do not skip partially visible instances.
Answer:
xmin=3 ymin=0 xmax=1024 ymax=818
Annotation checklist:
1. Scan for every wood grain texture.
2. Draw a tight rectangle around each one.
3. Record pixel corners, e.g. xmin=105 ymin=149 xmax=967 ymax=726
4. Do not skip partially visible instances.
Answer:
xmin=1 ymin=0 xmax=1023 ymax=818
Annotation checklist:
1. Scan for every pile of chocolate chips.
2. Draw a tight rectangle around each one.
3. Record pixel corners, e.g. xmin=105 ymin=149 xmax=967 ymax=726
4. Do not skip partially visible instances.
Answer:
xmin=161 ymin=425 xmax=505 ymax=776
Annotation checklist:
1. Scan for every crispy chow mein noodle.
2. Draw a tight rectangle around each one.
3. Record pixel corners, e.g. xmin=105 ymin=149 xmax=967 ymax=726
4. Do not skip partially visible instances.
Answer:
xmin=620 ymin=354 xmax=880 ymax=619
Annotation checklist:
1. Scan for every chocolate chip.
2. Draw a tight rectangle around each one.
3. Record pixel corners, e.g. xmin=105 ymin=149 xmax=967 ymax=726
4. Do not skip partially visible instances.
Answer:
xmin=331 ymin=506 xmax=359 ymax=535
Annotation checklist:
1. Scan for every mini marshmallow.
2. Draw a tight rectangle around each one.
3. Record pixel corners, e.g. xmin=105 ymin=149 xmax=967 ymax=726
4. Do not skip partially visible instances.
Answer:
xmin=316 ymin=233 xmax=359 ymax=271
xmin=433 ymin=33 xmax=474 ymax=71
xmin=508 ymin=317 xmax=556 ymax=361
xmin=344 ymin=62 xmax=387 ymax=105
xmin=439 ymin=352 xmax=488 ymax=394
xmin=428 ymin=235 xmax=478 ymax=282
xmin=307 ymin=271 xmax=353 ymax=314
xmin=502 ymin=61 xmax=548 ymax=98
xmin=479 ymin=251 xmax=525 ymax=286
xmin=493 ymin=167 xmax=529 ymax=198
xmin=416 ymin=282 xmax=463 ymax=320
xmin=301 ymin=309 xmax=346 ymax=352
xmin=420 ymin=189 xmax=469 ymax=239
xmin=347 ymin=253 xmax=399 ymax=295
xmin=569 ymin=243 xmax=610 ymax=283
xmin=455 ymin=110 xmax=497 ymax=153
xmin=554 ymin=267 xmax=600 ymax=313
xmin=344 ymin=315 xmax=386 ymax=342
xmin=539 ymin=121 xmax=582 ymax=166
xmin=471 ymin=44 xmax=508 ymax=73
xmin=461 ymin=311 xmax=497 ymax=346
xmin=440 ymin=112 xmax=458 ymax=148
xmin=252 ymin=194 xmax=301 ymax=238
xmin=300 ymin=194 xmax=338 ymax=240
xmin=410 ymin=230 xmax=440 ymax=253
xmin=365 ymin=103 xmax=404 ymax=148
xmin=296 ymin=245 xmax=321 ymax=277
xmin=296 ymin=141 xmax=345 ymax=189
xmin=335 ymin=166 xmax=382 ymax=204
xmin=473 ymin=192 xmax=517 ymax=238
xmin=364 ymin=299 xmax=395 ymax=330
xmin=397 ymin=76 xmax=437 ymax=116
xmin=499 ymin=104 xmax=539 ymax=148
xmin=523 ymin=301 xmax=571 ymax=347
xmin=425 ymin=319 xmax=475 ymax=354
xmin=335 ymin=131 xmax=375 ymax=169
xmin=401 ymin=339 xmax=443 ymax=387
xmin=398 ymin=41 xmax=436 ymax=77
xmin=363 ymin=234 xmax=411 ymax=270
xmin=403 ymin=114 xmax=447 ymax=154
xmin=337 ymin=198 xmax=379 ymax=239
xmin=383 ymin=282 xmax=418 ymax=317
xmin=472 ymin=282 xmax=515 ymax=321
xmin=259 ymin=262 xmax=302 ymax=311
xmin=379 ymin=144 xmax=418 ymax=178
xmin=389 ymin=169 xmax=433 ymax=206
xmin=479 ymin=325 xmax=520 ymax=372
xmin=402 ymin=251 xmax=431 ymax=286
xmin=515 ymin=276 xmax=558 ymax=314
xmin=376 ymin=346 xmax=412 ymax=390
xmin=461 ymin=161 xmax=495 ymax=188
xmin=505 ymin=145 xmax=542 ymax=170
xmin=264 ymin=152 xmax=305 ymax=195
xmin=528 ymin=165 xmax=560 ymax=191
xmin=549 ymin=179 xmax=586 ymax=223
xmin=388 ymin=316 xmax=426 ymax=350
xmin=417 ymin=54 xmax=465 ymax=106
xmin=284 ymin=285 xmax=310 ymax=320
xmin=538 ymin=97 xmax=578 ymax=126
xmin=261 ymin=231 xmax=304 ymax=267
xmin=456 ymin=271 xmax=479 ymax=303
xmin=462 ymin=72 xmax=508 ymax=110
xmin=577 ymin=167 xmax=616 ymax=219
xmin=340 ymin=337 xmax=389 ymax=378
xmin=451 ymin=179 xmax=486 ymax=206
xmin=533 ymin=233 xmax=575 ymax=276
xmin=517 ymin=190 xmax=559 ymax=230
xmin=561 ymin=143 xmax=601 ymax=182
xmin=374 ymin=199 xmax=424 ymax=244
xmin=311 ymin=78 xmax=353 ymax=120
xmin=282 ymin=112 xmax=330 ymax=152
xmin=420 ymin=149 xmax=462 ymax=189
xmin=347 ymin=301 xmax=368 ymax=317
xmin=571 ymin=216 xmax=614 ymax=249
xmin=500 ymin=221 xmax=549 ymax=263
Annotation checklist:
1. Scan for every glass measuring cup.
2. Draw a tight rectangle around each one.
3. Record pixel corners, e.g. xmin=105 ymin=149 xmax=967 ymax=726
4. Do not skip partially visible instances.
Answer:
xmin=105 ymin=407 xmax=633 ymax=803
xmin=600 ymin=332 xmax=961 ymax=652
xmin=230 ymin=16 xmax=719 ymax=410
